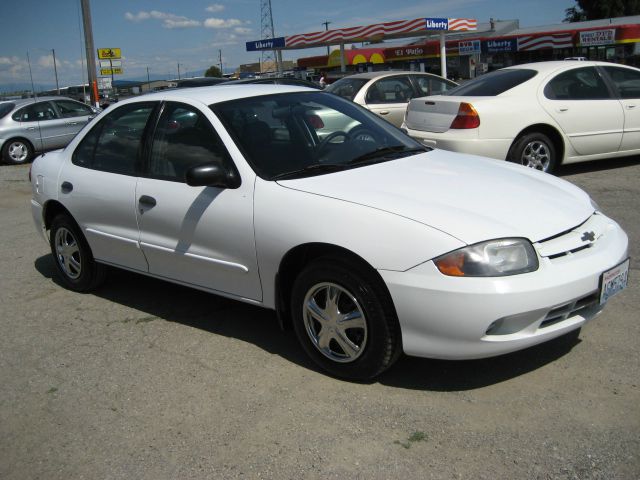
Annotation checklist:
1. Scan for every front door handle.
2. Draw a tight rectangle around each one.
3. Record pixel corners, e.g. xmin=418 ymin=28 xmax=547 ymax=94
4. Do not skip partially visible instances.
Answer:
xmin=626 ymin=104 xmax=636 ymax=110
xmin=26 ymin=127 xmax=37 ymax=131
xmin=139 ymin=195 xmax=156 ymax=207
xmin=61 ymin=181 xmax=73 ymax=193
xmin=378 ymin=110 xmax=390 ymax=115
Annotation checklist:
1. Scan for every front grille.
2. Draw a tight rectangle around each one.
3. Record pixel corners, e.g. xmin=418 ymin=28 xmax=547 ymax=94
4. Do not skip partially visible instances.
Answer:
xmin=535 ymin=213 xmax=609 ymax=260
xmin=539 ymin=292 xmax=599 ymax=329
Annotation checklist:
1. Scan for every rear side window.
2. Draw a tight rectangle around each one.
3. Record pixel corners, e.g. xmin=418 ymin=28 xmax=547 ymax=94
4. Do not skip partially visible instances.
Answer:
xmin=544 ymin=67 xmax=610 ymax=100
xmin=72 ymin=102 xmax=155 ymax=175
xmin=366 ymin=76 xmax=414 ymax=103
xmin=445 ymin=69 xmax=538 ymax=96
xmin=0 ymin=103 xmax=15 ymax=119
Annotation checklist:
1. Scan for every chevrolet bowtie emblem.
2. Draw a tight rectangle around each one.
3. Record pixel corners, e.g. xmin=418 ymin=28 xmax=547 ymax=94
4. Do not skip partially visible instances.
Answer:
xmin=581 ymin=231 xmax=596 ymax=242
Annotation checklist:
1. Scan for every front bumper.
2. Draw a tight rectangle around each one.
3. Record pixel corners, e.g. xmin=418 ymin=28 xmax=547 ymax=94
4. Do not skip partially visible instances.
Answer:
xmin=380 ymin=214 xmax=629 ymax=360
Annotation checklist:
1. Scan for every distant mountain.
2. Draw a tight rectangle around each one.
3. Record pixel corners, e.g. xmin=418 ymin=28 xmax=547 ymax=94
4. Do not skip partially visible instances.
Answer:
xmin=0 ymin=82 xmax=55 ymax=94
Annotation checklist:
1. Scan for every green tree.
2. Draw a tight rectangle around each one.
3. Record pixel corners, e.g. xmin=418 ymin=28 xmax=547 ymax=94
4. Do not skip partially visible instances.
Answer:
xmin=564 ymin=0 xmax=640 ymax=22
xmin=204 ymin=65 xmax=222 ymax=77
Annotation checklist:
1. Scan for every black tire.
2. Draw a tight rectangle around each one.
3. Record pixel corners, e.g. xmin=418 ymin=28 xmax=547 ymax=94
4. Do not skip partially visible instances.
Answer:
xmin=291 ymin=256 xmax=401 ymax=380
xmin=508 ymin=132 xmax=557 ymax=174
xmin=49 ymin=214 xmax=106 ymax=292
xmin=2 ymin=138 xmax=34 ymax=165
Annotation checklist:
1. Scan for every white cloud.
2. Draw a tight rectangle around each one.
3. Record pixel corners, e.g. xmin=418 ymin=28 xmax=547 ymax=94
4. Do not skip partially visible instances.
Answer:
xmin=124 ymin=10 xmax=201 ymax=28
xmin=233 ymin=27 xmax=252 ymax=35
xmin=206 ymin=4 xmax=225 ymax=13
xmin=204 ymin=18 xmax=243 ymax=29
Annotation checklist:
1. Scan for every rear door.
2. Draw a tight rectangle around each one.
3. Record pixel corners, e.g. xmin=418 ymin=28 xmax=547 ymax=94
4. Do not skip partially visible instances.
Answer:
xmin=13 ymin=101 xmax=65 ymax=150
xmin=539 ymin=66 xmax=623 ymax=156
xmin=364 ymin=75 xmax=415 ymax=127
xmin=601 ymin=65 xmax=640 ymax=153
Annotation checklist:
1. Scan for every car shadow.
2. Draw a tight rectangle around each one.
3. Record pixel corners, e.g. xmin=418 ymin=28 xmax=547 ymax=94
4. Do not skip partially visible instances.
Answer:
xmin=35 ymin=254 xmax=581 ymax=391
xmin=557 ymin=154 xmax=640 ymax=176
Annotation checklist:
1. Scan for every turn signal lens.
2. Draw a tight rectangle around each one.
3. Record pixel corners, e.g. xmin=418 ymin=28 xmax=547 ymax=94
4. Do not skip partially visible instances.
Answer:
xmin=450 ymin=102 xmax=480 ymax=129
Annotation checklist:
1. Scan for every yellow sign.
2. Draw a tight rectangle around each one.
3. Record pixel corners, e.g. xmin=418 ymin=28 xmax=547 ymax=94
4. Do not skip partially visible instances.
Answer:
xmin=100 ymin=67 xmax=123 ymax=75
xmin=97 ymin=48 xmax=121 ymax=59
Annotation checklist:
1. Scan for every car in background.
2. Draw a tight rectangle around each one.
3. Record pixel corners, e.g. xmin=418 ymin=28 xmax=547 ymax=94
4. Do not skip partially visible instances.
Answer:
xmin=402 ymin=61 xmax=640 ymax=173
xmin=0 ymin=96 xmax=98 ymax=164
xmin=29 ymin=85 xmax=628 ymax=380
xmin=326 ymin=71 xmax=457 ymax=127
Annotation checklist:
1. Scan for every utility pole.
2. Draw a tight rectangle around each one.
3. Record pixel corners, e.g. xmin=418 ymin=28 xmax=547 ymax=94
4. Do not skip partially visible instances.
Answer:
xmin=146 ymin=66 xmax=150 ymax=91
xmin=51 ymin=49 xmax=60 ymax=95
xmin=322 ymin=21 xmax=331 ymax=56
xmin=80 ymin=0 xmax=99 ymax=107
xmin=218 ymin=49 xmax=223 ymax=76
xmin=177 ymin=63 xmax=181 ymax=80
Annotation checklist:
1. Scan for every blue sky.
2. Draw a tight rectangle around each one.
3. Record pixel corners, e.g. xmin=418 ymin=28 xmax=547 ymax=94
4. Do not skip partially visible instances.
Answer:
xmin=0 ymin=0 xmax=575 ymax=91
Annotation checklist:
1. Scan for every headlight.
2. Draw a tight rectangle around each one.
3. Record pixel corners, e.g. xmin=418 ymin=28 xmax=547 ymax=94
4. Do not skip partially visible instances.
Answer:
xmin=434 ymin=238 xmax=538 ymax=277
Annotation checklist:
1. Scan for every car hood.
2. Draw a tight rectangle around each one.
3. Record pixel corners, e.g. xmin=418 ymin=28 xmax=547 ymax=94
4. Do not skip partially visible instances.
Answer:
xmin=276 ymin=149 xmax=593 ymax=245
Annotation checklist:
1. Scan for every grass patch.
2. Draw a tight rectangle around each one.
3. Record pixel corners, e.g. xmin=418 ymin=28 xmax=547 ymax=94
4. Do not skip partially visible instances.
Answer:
xmin=394 ymin=430 xmax=427 ymax=449
xmin=46 ymin=387 xmax=58 ymax=394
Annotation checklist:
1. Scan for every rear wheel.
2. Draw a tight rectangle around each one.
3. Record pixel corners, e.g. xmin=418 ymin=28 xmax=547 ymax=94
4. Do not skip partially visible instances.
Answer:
xmin=291 ymin=257 xmax=401 ymax=380
xmin=508 ymin=132 xmax=557 ymax=173
xmin=50 ymin=214 xmax=106 ymax=292
xmin=2 ymin=138 xmax=33 ymax=165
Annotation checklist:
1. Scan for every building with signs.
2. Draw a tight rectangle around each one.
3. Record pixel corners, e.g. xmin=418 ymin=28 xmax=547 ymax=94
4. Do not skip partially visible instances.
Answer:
xmin=293 ymin=16 xmax=640 ymax=80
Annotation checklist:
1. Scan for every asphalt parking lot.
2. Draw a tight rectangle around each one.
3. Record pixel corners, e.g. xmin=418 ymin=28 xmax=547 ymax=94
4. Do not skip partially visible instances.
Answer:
xmin=1 ymin=157 xmax=638 ymax=479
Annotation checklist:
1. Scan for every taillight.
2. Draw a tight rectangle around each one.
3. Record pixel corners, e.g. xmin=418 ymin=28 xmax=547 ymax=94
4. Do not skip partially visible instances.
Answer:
xmin=306 ymin=114 xmax=324 ymax=129
xmin=450 ymin=102 xmax=480 ymax=129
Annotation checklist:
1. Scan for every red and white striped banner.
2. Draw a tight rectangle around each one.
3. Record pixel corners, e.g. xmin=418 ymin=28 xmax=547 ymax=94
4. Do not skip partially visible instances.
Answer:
xmin=448 ymin=19 xmax=477 ymax=31
xmin=286 ymin=18 xmax=427 ymax=47
xmin=517 ymin=33 xmax=574 ymax=51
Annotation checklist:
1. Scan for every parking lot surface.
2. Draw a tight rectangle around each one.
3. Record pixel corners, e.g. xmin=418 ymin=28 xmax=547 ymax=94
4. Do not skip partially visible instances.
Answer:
xmin=1 ymin=158 xmax=638 ymax=479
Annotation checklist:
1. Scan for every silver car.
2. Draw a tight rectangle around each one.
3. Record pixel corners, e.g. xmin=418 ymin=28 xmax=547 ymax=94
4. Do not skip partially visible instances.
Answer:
xmin=326 ymin=71 xmax=457 ymax=127
xmin=0 ymin=96 xmax=98 ymax=164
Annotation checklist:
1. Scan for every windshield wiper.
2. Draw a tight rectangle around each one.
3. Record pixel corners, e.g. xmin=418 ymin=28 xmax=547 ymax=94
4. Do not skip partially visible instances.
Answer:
xmin=271 ymin=163 xmax=350 ymax=180
xmin=348 ymin=146 xmax=427 ymax=165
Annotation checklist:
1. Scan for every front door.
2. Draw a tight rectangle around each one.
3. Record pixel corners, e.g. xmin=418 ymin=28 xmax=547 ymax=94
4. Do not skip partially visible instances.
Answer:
xmin=602 ymin=65 xmax=640 ymax=153
xmin=137 ymin=101 xmax=262 ymax=301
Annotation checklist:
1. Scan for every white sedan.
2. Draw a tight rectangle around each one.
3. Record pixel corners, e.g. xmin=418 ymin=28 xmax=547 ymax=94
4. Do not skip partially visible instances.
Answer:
xmin=402 ymin=61 xmax=640 ymax=173
xmin=30 ymin=85 xmax=629 ymax=380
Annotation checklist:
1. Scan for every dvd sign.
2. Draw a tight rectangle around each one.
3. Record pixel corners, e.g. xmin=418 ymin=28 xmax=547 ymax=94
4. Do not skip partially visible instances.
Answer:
xmin=580 ymin=29 xmax=615 ymax=46
xmin=459 ymin=40 xmax=480 ymax=55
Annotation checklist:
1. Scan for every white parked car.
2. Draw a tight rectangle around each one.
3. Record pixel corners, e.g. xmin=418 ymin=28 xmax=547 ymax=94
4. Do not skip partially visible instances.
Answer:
xmin=402 ymin=61 xmax=640 ymax=173
xmin=326 ymin=71 xmax=457 ymax=127
xmin=30 ymin=85 xmax=629 ymax=380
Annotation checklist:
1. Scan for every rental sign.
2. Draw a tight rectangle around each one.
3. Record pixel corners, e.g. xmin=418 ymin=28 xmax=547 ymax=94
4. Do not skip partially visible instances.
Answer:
xmin=579 ymin=29 xmax=615 ymax=46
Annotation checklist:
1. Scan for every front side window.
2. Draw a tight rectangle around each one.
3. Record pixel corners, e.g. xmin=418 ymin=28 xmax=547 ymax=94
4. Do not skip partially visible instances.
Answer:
xmin=366 ymin=77 xmax=414 ymax=104
xmin=446 ymin=69 xmax=538 ymax=96
xmin=148 ymin=102 xmax=233 ymax=182
xmin=12 ymin=101 xmax=58 ymax=122
xmin=603 ymin=66 xmax=640 ymax=99
xmin=72 ymin=102 xmax=155 ymax=175
xmin=544 ymin=67 xmax=611 ymax=100
xmin=55 ymin=99 xmax=93 ymax=118
xmin=325 ymin=78 xmax=368 ymax=101
xmin=212 ymin=91 xmax=425 ymax=180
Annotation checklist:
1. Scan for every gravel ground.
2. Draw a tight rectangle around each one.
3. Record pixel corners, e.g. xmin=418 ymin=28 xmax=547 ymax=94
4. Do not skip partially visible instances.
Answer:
xmin=0 ymin=158 xmax=638 ymax=479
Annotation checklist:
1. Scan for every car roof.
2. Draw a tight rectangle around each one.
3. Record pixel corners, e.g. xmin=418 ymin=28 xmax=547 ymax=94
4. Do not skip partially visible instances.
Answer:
xmin=117 ymin=84 xmax=318 ymax=107
xmin=3 ymin=96 xmax=79 ymax=108
xmin=339 ymin=71 xmax=443 ymax=80
xmin=504 ymin=60 xmax=635 ymax=74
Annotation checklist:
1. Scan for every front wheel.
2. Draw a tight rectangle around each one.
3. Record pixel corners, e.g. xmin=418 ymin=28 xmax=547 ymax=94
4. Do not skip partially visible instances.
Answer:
xmin=2 ymin=139 xmax=33 ymax=165
xmin=50 ymin=214 xmax=106 ymax=292
xmin=291 ymin=257 xmax=401 ymax=380
xmin=508 ymin=132 xmax=557 ymax=173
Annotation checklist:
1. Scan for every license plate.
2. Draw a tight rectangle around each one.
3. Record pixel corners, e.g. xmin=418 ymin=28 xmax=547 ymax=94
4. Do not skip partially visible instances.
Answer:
xmin=599 ymin=258 xmax=630 ymax=305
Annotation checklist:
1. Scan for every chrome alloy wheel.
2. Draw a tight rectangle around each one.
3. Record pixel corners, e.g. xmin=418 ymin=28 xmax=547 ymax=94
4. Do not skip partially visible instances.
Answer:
xmin=521 ymin=140 xmax=551 ymax=171
xmin=302 ymin=282 xmax=368 ymax=363
xmin=54 ymin=227 xmax=82 ymax=280
xmin=8 ymin=141 xmax=29 ymax=163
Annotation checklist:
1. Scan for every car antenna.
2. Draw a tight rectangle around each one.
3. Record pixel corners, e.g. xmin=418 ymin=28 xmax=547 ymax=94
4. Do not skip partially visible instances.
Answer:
xmin=26 ymin=51 xmax=46 ymax=156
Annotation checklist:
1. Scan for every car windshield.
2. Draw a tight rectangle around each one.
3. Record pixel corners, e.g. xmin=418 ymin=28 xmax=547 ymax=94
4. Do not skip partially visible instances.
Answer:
xmin=325 ymin=78 xmax=369 ymax=101
xmin=211 ymin=91 xmax=426 ymax=180
xmin=445 ymin=69 xmax=538 ymax=96
xmin=0 ymin=102 xmax=15 ymax=119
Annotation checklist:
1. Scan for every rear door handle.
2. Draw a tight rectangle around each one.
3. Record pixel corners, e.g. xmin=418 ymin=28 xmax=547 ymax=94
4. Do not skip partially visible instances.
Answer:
xmin=65 ymin=122 xmax=79 ymax=126
xmin=378 ymin=110 xmax=390 ymax=115
xmin=61 ymin=181 xmax=73 ymax=193
xmin=26 ymin=127 xmax=37 ymax=131
xmin=626 ymin=104 xmax=636 ymax=110
xmin=557 ymin=107 xmax=569 ymax=112
xmin=138 ymin=195 xmax=156 ymax=207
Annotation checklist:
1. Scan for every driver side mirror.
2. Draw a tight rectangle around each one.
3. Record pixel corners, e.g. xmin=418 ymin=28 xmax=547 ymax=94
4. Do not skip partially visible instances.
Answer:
xmin=185 ymin=161 xmax=241 ymax=189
